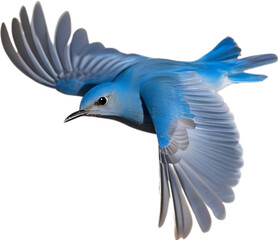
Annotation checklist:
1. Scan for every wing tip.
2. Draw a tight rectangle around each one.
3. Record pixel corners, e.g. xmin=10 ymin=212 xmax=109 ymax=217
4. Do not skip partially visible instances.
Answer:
xmin=57 ymin=10 xmax=71 ymax=23
xmin=158 ymin=218 xmax=165 ymax=228
xmin=158 ymin=161 xmax=170 ymax=228
xmin=1 ymin=22 xmax=11 ymax=49
xmin=33 ymin=1 xmax=43 ymax=17
xmin=19 ymin=5 xmax=27 ymax=15
xmin=34 ymin=1 xmax=42 ymax=9
xmin=11 ymin=18 xmax=19 ymax=26
xmin=32 ymin=1 xmax=46 ymax=26
xmin=1 ymin=22 xmax=6 ymax=33
xmin=63 ymin=11 xmax=71 ymax=18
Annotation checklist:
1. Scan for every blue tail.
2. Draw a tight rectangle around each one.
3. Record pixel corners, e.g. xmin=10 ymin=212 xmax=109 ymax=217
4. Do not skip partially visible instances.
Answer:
xmin=197 ymin=37 xmax=277 ymax=85
xmin=198 ymin=37 xmax=242 ymax=62
xmin=227 ymin=54 xmax=277 ymax=82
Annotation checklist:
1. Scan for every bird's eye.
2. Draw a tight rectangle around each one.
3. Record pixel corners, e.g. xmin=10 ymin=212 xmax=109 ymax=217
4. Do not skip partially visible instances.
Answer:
xmin=98 ymin=97 xmax=108 ymax=105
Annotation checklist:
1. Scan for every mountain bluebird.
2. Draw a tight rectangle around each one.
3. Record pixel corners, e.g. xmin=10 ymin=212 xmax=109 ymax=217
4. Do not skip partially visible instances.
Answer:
xmin=1 ymin=2 xmax=277 ymax=239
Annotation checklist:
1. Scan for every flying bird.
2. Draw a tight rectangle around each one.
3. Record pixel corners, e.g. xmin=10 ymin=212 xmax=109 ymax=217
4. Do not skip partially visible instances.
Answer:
xmin=1 ymin=2 xmax=277 ymax=239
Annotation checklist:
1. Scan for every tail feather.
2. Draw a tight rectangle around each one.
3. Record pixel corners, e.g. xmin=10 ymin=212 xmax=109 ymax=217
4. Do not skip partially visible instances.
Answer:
xmin=233 ymin=54 xmax=278 ymax=71
xmin=228 ymin=73 xmax=267 ymax=83
xmin=228 ymin=54 xmax=277 ymax=83
xmin=196 ymin=37 xmax=277 ymax=89
xmin=197 ymin=37 xmax=241 ymax=62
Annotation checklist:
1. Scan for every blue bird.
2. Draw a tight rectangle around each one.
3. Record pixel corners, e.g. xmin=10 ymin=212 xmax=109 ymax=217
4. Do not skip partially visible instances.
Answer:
xmin=1 ymin=2 xmax=277 ymax=239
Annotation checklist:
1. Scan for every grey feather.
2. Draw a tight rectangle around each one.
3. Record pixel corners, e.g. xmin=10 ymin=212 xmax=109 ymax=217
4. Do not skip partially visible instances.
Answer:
xmin=97 ymin=57 xmax=122 ymax=73
xmin=70 ymin=28 xmax=89 ymax=68
xmin=46 ymin=34 xmax=64 ymax=77
xmin=19 ymin=7 xmax=39 ymax=60
xmin=55 ymin=11 xmax=72 ymax=72
xmin=1 ymin=23 xmax=55 ymax=87
xmin=20 ymin=5 xmax=63 ymax=77
xmin=31 ymin=30 xmax=60 ymax=79
xmin=183 ymin=149 xmax=241 ymax=186
xmin=190 ymin=144 xmax=243 ymax=169
xmin=84 ymin=55 xmax=106 ymax=73
xmin=160 ymin=118 xmax=195 ymax=162
xmin=167 ymin=164 xmax=192 ymax=239
xmin=12 ymin=18 xmax=56 ymax=83
xmin=90 ymin=55 xmax=116 ymax=74
xmin=158 ymin=161 xmax=170 ymax=227
xmin=32 ymin=2 xmax=60 ymax=74
xmin=77 ymin=43 xmax=105 ymax=70
xmin=174 ymin=164 xmax=211 ymax=232
xmin=32 ymin=2 xmax=50 ymax=58
xmin=182 ymin=151 xmax=237 ymax=202
xmin=178 ymin=161 xmax=226 ymax=220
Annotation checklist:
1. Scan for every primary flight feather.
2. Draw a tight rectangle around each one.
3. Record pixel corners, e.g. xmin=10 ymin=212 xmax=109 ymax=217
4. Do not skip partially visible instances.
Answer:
xmin=1 ymin=2 xmax=277 ymax=239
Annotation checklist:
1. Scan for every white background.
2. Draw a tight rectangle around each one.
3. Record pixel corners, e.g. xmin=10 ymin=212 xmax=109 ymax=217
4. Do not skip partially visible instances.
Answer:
xmin=0 ymin=0 xmax=277 ymax=239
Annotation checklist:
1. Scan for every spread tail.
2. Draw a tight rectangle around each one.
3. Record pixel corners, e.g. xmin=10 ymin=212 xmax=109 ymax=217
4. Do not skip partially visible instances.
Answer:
xmin=196 ymin=37 xmax=277 ymax=88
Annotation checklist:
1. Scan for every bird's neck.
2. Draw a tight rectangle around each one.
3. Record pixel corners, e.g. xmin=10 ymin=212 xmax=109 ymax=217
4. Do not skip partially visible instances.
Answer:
xmin=113 ymin=72 xmax=146 ymax=126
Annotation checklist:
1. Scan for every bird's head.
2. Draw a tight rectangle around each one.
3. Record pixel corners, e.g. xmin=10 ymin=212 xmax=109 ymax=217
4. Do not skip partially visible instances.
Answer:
xmin=64 ymin=82 xmax=124 ymax=123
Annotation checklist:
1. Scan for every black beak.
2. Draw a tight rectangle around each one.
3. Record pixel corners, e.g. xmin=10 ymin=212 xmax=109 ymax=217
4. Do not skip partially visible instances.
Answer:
xmin=64 ymin=110 xmax=87 ymax=123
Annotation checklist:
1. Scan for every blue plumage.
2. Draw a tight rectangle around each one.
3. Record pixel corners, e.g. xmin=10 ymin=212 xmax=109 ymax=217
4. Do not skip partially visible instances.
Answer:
xmin=1 ymin=2 xmax=277 ymax=240
xmin=196 ymin=38 xmax=277 ymax=89
xmin=197 ymin=36 xmax=241 ymax=62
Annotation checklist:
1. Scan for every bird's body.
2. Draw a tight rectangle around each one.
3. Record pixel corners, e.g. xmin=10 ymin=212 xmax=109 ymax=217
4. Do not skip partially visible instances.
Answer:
xmin=1 ymin=2 xmax=277 ymax=239
xmin=77 ymin=58 xmax=221 ymax=134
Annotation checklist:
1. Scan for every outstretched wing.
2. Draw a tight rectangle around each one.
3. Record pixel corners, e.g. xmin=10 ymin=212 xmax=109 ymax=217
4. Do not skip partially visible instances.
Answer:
xmin=140 ymin=72 xmax=243 ymax=239
xmin=1 ymin=2 xmax=146 ymax=96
